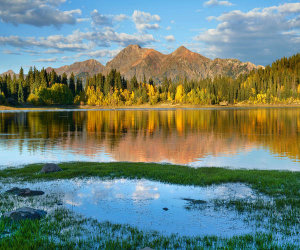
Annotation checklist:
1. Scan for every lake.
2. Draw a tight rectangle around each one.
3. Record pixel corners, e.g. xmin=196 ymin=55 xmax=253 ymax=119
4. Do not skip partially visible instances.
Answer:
xmin=0 ymin=107 xmax=299 ymax=170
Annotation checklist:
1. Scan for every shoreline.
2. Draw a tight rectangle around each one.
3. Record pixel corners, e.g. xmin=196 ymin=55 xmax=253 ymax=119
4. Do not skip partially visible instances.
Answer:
xmin=1 ymin=103 xmax=300 ymax=111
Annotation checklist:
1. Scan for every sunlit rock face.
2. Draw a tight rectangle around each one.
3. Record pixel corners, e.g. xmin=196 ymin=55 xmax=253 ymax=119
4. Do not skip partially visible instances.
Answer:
xmin=43 ymin=45 xmax=261 ymax=82
xmin=0 ymin=108 xmax=299 ymax=169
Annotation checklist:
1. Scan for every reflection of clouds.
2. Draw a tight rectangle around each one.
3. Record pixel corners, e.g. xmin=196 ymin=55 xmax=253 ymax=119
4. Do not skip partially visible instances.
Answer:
xmin=64 ymin=192 xmax=82 ymax=206
xmin=205 ymin=183 xmax=257 ymax=200
xmin=132 ymin=182 xmax=160 ymax=201
xmin=62 ymin=179 xmax=162 ymax=206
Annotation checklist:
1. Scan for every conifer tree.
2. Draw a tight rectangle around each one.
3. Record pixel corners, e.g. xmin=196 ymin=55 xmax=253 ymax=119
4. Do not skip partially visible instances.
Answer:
xmin=76 ymin=77 xmax=83 ymax=94
xmin=69 ymin=72 xmax=76 ymax=96
xmin=61 ymin=73 xmax=68 ymax=85
xmin=18 ymin=82 xmax=24 ymax=104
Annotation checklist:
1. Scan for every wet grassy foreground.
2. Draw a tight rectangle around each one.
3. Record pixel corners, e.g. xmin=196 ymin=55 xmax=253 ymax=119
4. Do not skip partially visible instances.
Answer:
xmin=0 ymin=162 xmax=299 ymax=249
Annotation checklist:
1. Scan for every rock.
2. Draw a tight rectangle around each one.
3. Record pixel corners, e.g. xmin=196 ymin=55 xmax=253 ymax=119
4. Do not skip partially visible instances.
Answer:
xmin=182 ymin=198 xmax=207 ymax=205
xmin=163 ymin=207 xmax=169 ymax=211
xmin=3 ymin=207 xmax=47 ymax=221
xmin=40 ymin=163 xmax=62 ymax=173
xmin=6 ymin=187 xmax=44 ymax=197
xmin=219 ymin=101 xmax=229 ymax=106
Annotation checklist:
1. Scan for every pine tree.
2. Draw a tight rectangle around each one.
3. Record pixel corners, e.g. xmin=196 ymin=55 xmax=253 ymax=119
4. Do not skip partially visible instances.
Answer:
xmin=18 ymin=82 xmax=24 ymax=104
xmin=62 ymin=73 xmax=68 ymax=85
xmin=76 ymin=77 xmax=83 ymax=94
xmin=50 ymin=69 xmax=57 ymax=86
xmin=69 ymin=72 xmax=76 ymax=96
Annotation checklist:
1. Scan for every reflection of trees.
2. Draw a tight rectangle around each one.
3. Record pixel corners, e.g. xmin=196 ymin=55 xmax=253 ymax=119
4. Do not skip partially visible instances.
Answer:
xmin=0 ymin=109 xmax=299 ymax=163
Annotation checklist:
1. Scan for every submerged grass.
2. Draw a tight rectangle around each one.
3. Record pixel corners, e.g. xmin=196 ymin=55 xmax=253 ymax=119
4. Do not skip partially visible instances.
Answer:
xmin=0 ymin=162 xmax=299 ymax=249
xmin=0 ymin=208 xmax=298 ymax=250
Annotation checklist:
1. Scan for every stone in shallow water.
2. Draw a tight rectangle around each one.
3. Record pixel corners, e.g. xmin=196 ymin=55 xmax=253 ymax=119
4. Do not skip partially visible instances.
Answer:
xmin=40 ymin=163 xmax=62 ymax=174
xmin=6 ymin=187 xmax=44 ymax=197
xmin=3 ymin=207 xmax=47 ymax=221
xmin=182 ymin=198 xmax=207 ymax=204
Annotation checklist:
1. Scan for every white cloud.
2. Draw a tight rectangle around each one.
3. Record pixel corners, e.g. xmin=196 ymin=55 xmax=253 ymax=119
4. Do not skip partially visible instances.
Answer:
xmin=77 ymin=49 xmax=121 ymax=59
xmin=91 ymin=10 xmax=113 ymax=26
xmin=33 ymin=57 xmax=57 ymax=62
xmin=195 ymin=3 xmax=300 ymax=65
xmin=2 ymin=49 xmax=21 ymax=55
xmin=165 ymin=35 xmax=175 ymax=42
xmin=0 ymin=28 xmax=156 ymax=52
xmin=0 ymin=0 xmax=81 ymax=27
xmin=204 ymin=0 xmax=233 ymax=7
xmin=114 ymin=14 xmax=128 ymax=22
xmin=77 ymin=18 xmax=90 ymax=23
xmin=91 ymin=10 xmax=128 ymax=27
xmin=132 ymin=10 xmax=160 ymax=32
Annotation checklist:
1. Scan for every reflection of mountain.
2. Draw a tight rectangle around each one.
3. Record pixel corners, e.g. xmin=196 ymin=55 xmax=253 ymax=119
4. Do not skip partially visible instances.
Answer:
xmin=106 ymin=132 xmax=255 ymax=164
xmin=0 ymin=109 xmax=299 ymax=164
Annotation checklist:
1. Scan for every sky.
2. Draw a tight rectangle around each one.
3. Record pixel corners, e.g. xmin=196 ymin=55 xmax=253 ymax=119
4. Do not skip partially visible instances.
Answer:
xmin=0 ymin=0 xmax=299 ymax=73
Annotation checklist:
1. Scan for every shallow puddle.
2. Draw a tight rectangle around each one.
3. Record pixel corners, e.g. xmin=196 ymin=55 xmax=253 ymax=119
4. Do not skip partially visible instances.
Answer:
xmin=0 ymin=178 xmax=266 ymax=237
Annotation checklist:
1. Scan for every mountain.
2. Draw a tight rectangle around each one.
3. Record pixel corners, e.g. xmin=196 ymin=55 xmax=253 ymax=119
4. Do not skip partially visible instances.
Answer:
xmin=105 ymin=45 xmax=262 ymax=81
xmin=46 ymin=59 xmax=105 ymax=77
xmin=0 ymin=70 xmax=16 ymax=77
xmin=2 ymin=45 xmax=263 ymax=81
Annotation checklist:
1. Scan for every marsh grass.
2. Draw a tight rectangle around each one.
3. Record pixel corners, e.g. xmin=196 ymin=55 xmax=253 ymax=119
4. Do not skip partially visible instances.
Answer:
xmin=0 ymin=208 xmax=298 ymax=249
xmin=0 ymin=162 xmax=299 ymax=199
xmin=0 ymin=162 xmax=299 ymax=249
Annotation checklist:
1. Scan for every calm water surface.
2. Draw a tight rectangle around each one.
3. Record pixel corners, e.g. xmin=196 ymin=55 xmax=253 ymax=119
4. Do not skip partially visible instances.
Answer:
xmin=0 ymin=108 xmax=299 ymax=170
xmin=1 ymin=178 xmax=266 ymax=237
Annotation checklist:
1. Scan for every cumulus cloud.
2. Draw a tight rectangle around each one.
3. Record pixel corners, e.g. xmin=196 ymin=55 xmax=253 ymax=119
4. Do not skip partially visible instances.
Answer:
xmin=195 ymin=2 xmax=300 ymax=65
xmin=2 ymin=49 xmax=21 ymax=55
xmin=204 ymin=0 xmax=233 ymax=7
xmin=77 ymin=49 xmax=121 ymax=59
xmin=0 ymin=28 xmax=156 ymax=53
xmin=165 ymin=35 xmax=175 ymax=42
xmin=91 ymin=10 xmax=113 ymax=26
xmin=132 ymin=10 xmax=160 ymax=32
xmin=33 ymin=57 xmax=57 ymax=62
xmin=91 ymin=10 xmax=128 ymax=27
xmin=0 ymin=0 xmax=81 ymax=27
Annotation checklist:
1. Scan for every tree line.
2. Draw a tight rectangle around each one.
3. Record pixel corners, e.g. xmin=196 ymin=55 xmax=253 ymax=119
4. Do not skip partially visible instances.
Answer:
xmin=0 ymin=53 xmax=299 ymax=106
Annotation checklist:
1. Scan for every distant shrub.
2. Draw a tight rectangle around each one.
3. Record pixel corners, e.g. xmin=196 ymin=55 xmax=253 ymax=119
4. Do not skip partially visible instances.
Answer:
xmin=27 ymin=93 xmax=41 ymax=106
xmin=73 ymin=92 xmax=86 ymax=105
xmin=38 ymin=84 xmax=73 ymax=105
xmin=0 ymin=92 xmax=5 ymax=105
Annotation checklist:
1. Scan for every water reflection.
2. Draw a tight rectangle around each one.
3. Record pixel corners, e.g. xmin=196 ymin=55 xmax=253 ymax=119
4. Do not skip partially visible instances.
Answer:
xmin=0 ymin=108 xmax=299 ymax=170
xmin=4 ymin=178 xmax=261 ymax=237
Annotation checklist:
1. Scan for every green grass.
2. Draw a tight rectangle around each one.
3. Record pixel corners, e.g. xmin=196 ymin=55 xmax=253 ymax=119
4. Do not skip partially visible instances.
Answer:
xmin=0 ymin=208 xmax=298 ymax=250
xmin=0 ymin=162 xmax=299 ymax=199
xmin=0 ymin=162 xmax=299 ymax=249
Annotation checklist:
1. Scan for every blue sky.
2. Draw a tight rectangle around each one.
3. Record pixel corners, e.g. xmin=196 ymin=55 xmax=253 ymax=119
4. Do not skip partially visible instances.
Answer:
xmin=0 ymin=0 xmax=299 ymax=73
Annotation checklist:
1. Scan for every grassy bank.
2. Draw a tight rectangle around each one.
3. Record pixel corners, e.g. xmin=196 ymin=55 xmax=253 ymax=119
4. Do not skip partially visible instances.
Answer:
xmin=1 ymin=162 xmax=299 ymax=199
xmin=0 ymin=162 xmax=299 ymax=249
xmin=1 ymin=103 xmax=300 ymax=111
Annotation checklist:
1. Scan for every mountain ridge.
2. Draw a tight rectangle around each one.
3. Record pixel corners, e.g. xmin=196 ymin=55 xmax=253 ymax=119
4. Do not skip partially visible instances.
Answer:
xmin=2 ymin=45 xmax=264 ymax=81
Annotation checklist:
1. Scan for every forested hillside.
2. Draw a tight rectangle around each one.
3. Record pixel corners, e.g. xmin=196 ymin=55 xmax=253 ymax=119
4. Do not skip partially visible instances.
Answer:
xmin=0 ymin=53 xmax=299 ymax=106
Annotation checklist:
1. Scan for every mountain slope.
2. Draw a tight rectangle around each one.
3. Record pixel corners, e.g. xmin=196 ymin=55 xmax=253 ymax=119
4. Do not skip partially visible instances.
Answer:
xmin=46 ymin=59 xmax=105 ymax=77
xmin=3 ymin=45 xmax=262 ymax=81
xmin=0 ymin=70 xmax=16 ymax=77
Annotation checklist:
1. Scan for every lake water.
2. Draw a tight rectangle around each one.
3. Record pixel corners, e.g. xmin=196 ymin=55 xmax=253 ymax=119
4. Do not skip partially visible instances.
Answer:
xmin=0 ymin=178 xmax=267 ymax=237
xmin=0 ymin=108 xmax=299 ymax=170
